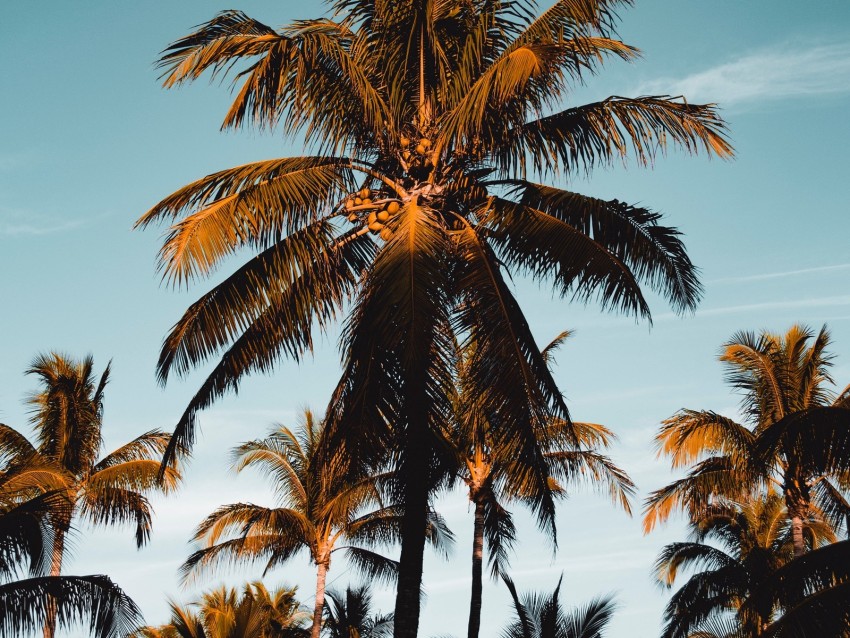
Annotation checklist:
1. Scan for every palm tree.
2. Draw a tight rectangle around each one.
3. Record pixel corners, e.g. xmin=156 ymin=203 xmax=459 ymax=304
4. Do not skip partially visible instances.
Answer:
xmin=132 ymin=582 xmax=310 ymax=638
xmin=0 ymin=353 xmax=181 ymax=637
xmin=747 ymin=540 xmax=850 ymax=637
xmin=181 ymin=411 xmax=452 ymax=638
xmin=138 ymin=2 xmax=731 ymax=633
xmin=644 ymin=325 xmax=850 ymax=557
xmin=654 ymin=492 xmax=835 ymax=638
xmin=500 ymin=575 xmax=616 ymax=638
xmin=0 ymin=472 xmax=142 ymax=637
xmin=450 ymin=332 xmax=633 ymax=638
xmin=323 ymin=586 xmax=393 ymax=638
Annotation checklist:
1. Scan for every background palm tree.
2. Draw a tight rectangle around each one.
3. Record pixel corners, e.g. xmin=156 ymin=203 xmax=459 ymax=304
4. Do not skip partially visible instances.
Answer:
xmin=139 ymin=1 xmax=731 ymax=633
xmin=654 ymin=492 xmax=835 ymax=638
xmin=323 ymin=585 xmax=393 ymax=638
xmin=0 ymin=353 xmax=180 ymax=637
xmin=449 ymin=332 xmax=634 ymax=638
xmin=132 ymin=582 xmax=310 ymax=638
xmin=644 ymin=325 xmax=850 ymax=557
xmin=500 ymin=575 xmax=616 ymax=638
xmin=181 ymin=411 xmax=452 ymax=638
xmin=0 ymin=472 xmax=142 ymax=638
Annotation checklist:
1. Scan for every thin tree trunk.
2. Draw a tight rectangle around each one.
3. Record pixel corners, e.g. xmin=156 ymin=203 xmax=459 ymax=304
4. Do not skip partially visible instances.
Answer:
xmin=393 ymin=438 xmax=429 ymax=638
xmin=790 ymin=514 xmax=805 ymax=558
xmin=43 ymin=528 xmax=66 ymax=638
xmin=467 ymin=498 xmax=486 ymax=638
xmin=312 ymin=560 xmax=329 ymax=638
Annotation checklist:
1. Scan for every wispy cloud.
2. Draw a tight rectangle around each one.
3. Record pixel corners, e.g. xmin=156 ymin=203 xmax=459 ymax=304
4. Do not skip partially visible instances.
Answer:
xmin=657 ymin=295 xmax=850 ymax=321
xmin=710 ymin=263 xmax=850 ymax=284
xmin=0 ymin=208 xmax=89 ymax=236
xmin=636 ymin=41 xmax=850 ymax=107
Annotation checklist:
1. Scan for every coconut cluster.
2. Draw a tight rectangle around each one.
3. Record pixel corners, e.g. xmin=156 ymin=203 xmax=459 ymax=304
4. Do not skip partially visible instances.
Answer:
xmin=400 ymin=136 xmax=436 ymax=167
xmin=343 ymin=187 xmax=402 ymax=241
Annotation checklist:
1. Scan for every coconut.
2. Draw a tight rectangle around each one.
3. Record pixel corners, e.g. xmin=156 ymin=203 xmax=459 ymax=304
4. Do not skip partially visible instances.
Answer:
xmin=344 ymin=199 xmax=354 ymax=210
xmin=400 ymin=136 xmax=410 ymax=147
xmin=419 ymin=138 xmax=431 ymax=149
xmin=387 ymin=201 xmax=400 ymax=214
xmin=359 ymin=187 xmax=371 ymax=198
xmin=415 ymin=144 xmax=426 ymax=154
xmin=362 ymin=197 xmax=372 ymax=205
xmin=367 ymin=212 xmax=378 ymax=225
xmin=377 ymin=210 xmax=390 ymax=222
xmin=380 ymin=228 xmax=393 ymax=241
xmin=368 ymin=222 xmax=383 ymax=233
xmin=354 ymin=197 xmax=363 ymax=205
xmin=347 ymin=213 xmax=359 ymax=223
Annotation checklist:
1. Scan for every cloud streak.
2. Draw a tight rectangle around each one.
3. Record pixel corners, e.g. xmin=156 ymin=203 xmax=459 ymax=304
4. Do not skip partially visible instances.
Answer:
xmin=657 ymin=295 xmax=850 ymax=321
xmin=636 ymin=41 xmax=850 ymax=107
xmin=0 ymin=208 xmax=89 ymax=236
xmin=710 ymin=263 xmax=850 ymax=284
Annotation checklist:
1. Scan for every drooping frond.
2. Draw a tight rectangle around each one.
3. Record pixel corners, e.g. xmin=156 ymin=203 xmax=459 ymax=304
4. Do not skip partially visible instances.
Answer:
xmin=454 ymin=223 xmax=562 ymax=533
xmin=158 ymin=230 xmax=373 ymax=470
xmin=494 ymin=96 xmax=732 ymax=176
xmin=137 ymin=158 xmax=355 ymax=285
xmin=0 ymin=575 xmax=142 ymax=638
xmin=655 ymin=410 xmax=755 ymax=469
xmin=79 ymin=487 xmax=153 ymax=548
xmin=498 ymin=182 xmax=702 ymax=313
xmin=338 ymin=546 xmax=400 ymax=586
xmin=487 ymin=197 xmax=651 ymax=319
xmin=643 ymin=456 xmax=757 ymax=533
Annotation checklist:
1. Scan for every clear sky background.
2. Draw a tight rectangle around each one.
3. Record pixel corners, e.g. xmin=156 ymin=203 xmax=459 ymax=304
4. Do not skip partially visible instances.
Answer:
xmin=2 ymin=1 xmax=850 ymax=636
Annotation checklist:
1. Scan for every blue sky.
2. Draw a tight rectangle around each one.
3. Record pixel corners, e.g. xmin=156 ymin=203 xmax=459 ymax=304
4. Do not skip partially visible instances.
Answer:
xmin=2 ymin=1 xmax=850 ymax=636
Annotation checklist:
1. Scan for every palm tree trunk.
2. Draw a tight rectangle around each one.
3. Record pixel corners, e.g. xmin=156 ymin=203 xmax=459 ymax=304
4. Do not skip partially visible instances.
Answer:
xmin=393 ymin=446 xmax=429 ymax=638
xmin=790 ymin=513 xmax=805 ymax=558
xmin=311 ymin=560 xmax=329 ymax=638
xmin=43 ymin=527 xmax=66 ymax=638
xmin=467 ymin=498 xmax=485 ymax=638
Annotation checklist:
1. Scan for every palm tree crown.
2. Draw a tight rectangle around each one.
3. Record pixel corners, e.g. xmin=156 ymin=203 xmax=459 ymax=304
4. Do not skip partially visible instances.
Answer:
xmin=132 ymin=582 xmax=310 ymax=638
xmin=654 ymin=492 xmax=835 ymax=638
xmin=139 ymin=2 xmax=731 ymax=634
xmin=0 ymin=353 xmax=180 ymax=637
xmin=181 ymin=411 xmax=452 ymax=638
xmin=644 ymin=325 xmax=850 ymax=558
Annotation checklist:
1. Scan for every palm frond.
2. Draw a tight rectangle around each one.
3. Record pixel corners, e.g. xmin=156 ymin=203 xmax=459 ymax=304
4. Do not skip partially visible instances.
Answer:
xmin=655 ymin=410 xmax=755 ymax=469
xmin=487 ymin=197 xmax=652 ymax=318
xmin=158 ymin=230 xmax=373 ymax=471
xmin=497 ymin=182 xmax=702 ymax=313
xmin=495 ymin=96 xmax=732 ymax=176
xmin=0 ymin=575 xmax=142 ymax=638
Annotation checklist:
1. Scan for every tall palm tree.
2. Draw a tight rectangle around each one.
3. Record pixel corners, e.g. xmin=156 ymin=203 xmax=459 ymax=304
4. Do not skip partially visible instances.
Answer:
xmin=0 ymin=471 xmax=142 ymax=638
xmin=323 ymin=586 xmax=393 ymax=638
xmin=0 ymin=353 xmax=181 ymax=637
xmin=138 ymin=2 xmax=731 ymax=633
xmin=501 ymin=575 xmax=616 ymax=638
xmin=131 ymin=581 xmax=310 ymax=638
xmin=450 ymin=332 xmax=633 ymax=638
xmin=181 ymin=411 xmax=452 ymax=638
xmin=654 ymin=492 xmax=835 ymax=638
xmin=644 ymin=325 xmax=850 ymax=557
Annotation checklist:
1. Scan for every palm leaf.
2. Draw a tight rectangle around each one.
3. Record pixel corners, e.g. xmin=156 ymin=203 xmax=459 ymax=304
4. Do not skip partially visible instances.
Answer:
xmin=0 ymin=575 xmax=142 ymax=638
